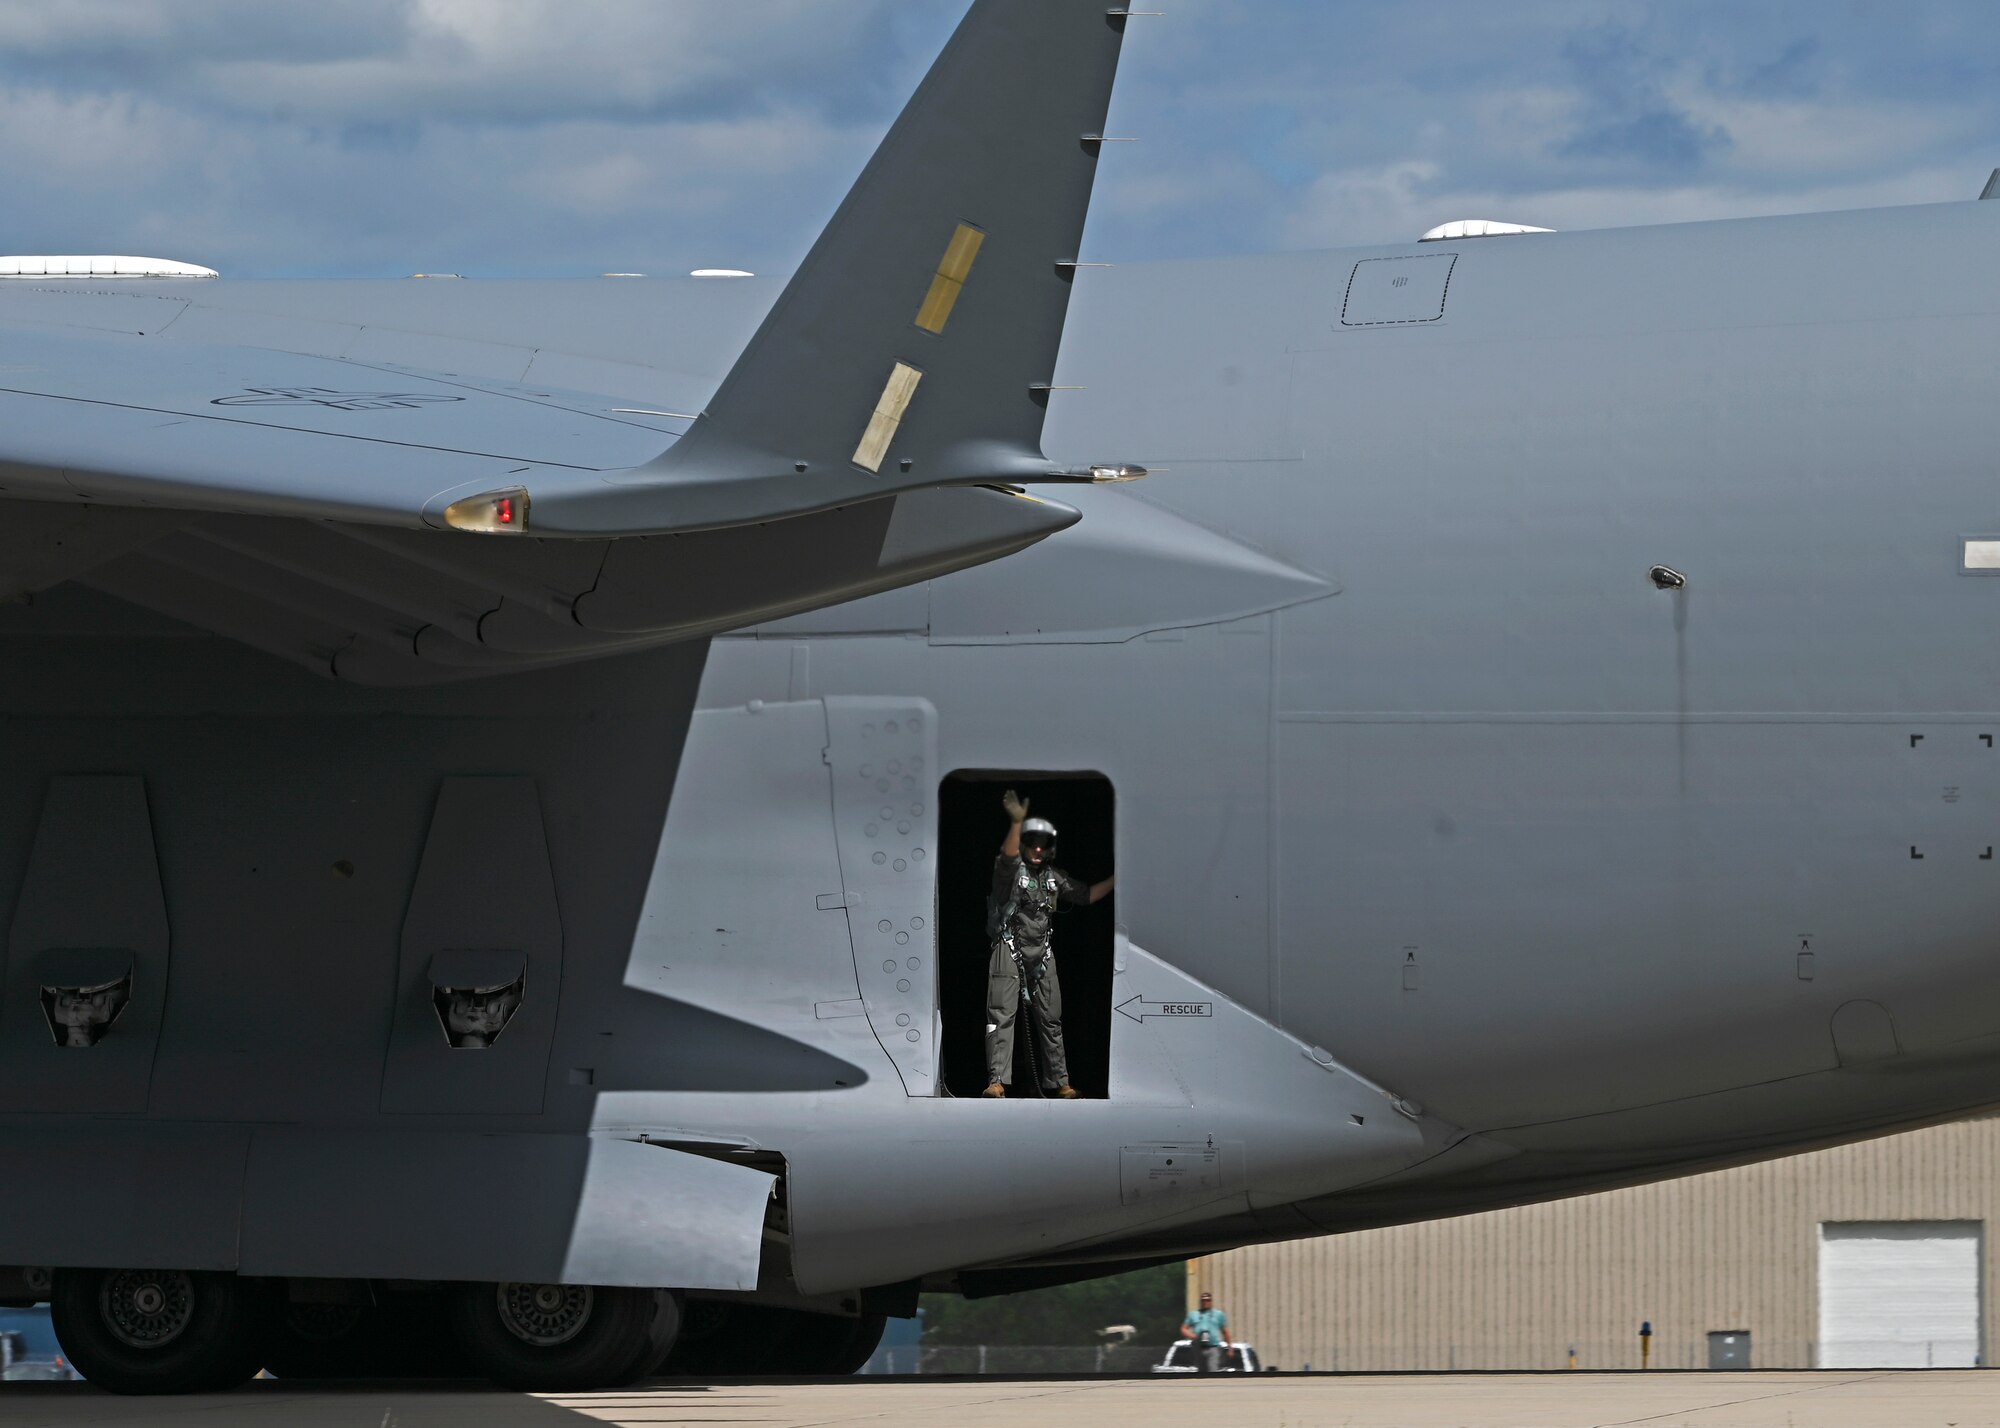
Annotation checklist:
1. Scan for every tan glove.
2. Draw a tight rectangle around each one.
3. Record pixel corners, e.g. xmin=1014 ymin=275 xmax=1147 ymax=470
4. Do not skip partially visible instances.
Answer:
xmin=1001 ymin=789 xmax=1030 ymax=823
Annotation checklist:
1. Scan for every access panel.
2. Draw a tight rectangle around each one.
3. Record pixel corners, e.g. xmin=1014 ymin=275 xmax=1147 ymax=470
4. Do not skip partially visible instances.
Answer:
xmin=1341 ymin=253 xmax=1457 ymax=326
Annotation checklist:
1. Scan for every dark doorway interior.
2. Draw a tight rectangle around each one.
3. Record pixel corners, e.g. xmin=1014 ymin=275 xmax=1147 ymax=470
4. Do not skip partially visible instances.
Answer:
xmin=938 ymin=771 xmax=1115 ymax=1099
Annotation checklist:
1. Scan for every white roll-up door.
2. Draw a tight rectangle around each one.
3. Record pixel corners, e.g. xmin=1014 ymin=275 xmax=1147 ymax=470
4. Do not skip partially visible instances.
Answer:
xmin=1818 ymin=1221 xmax=1983 ymax=1367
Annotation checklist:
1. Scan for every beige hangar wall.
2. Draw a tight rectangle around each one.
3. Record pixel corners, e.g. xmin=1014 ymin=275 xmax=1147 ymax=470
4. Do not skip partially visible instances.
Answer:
xmin=1190 ymin=1119 xmax=2000 ymax=1372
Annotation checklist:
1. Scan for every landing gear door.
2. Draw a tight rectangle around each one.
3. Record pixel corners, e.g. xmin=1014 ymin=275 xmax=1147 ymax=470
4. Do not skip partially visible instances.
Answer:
xmin=824 ymin=698 xmax=939 ymax=1095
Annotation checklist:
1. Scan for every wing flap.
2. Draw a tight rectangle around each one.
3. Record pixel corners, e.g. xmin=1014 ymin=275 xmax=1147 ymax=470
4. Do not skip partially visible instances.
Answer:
xmin=18 ymin=484 xmax=1075 ymax=684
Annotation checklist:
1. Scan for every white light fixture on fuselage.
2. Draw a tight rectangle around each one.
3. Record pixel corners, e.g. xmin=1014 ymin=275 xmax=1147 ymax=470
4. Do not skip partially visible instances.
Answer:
xmin=1418 ymin=220 xmax=1554 ymax=242
xmin=0 ymin=255 xmax=217 ymax=278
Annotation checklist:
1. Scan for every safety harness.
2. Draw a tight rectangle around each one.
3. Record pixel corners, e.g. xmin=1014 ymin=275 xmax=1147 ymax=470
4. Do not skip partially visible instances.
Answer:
xmin=989 ymin=860 xmax=1063 ymax=1096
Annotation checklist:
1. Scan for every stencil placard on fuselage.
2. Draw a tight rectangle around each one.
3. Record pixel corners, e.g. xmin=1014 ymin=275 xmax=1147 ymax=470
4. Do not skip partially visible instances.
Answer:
xmin=1341 ymin=253 xmax=1457 ymax=326
xmin=1120 ymin=1142 xmax=1223 ymax=1206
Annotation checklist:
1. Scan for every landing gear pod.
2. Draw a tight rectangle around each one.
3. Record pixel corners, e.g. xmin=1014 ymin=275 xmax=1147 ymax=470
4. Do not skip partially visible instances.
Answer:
xmin=443 ymin=1282 xmax=680 ymax=1392
xmin=49 ymin=1268 xmax=270 ymax=1394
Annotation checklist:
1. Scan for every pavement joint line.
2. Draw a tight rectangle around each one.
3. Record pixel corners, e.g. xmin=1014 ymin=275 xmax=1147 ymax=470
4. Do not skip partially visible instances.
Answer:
xmin=776 ymin=1377 xmax=1129 ymax=1428
xmin=1590 ymin=1372 xmax=1900 ymax=1428
xmin=15 ymin=1372 xmax=2000 ymax=1426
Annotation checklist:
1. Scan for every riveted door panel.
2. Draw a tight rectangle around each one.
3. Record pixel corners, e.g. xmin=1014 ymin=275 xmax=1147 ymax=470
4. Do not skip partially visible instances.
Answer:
xmin=826 ymin=698 xmax=941 ymax=1094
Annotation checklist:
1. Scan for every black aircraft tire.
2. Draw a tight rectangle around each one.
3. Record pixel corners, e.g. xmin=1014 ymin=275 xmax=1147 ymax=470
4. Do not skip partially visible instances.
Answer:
xmin=651 ymin=1297 xmax=745 ymax=1375
xmin=446 ymin=1282 xmax=661 ymax=1392
xmin=785 ymin=1312 xmax=887 ymax=1376
xmin=263 ymin=1295 xmax=467 ymax=1379
xmin=50 ymin=1268 xmax=269 ymax=1395
xmin=608 ymin=1290 xmax=682 ymax=1386
xmin=657 ymin=1306 xmax=886 ymax=1377
xmin=261 ymin=1302 xmax=373 ymax=1379
xmin=654 ymin=1302 xmax=796 ymax=1375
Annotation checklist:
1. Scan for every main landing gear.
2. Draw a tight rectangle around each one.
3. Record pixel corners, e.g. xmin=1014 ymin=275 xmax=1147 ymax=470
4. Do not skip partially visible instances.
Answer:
xmin=50 ymin=1269 xmax=271 ymax=1394
xmin=444 ymin=1282 xmax=679 ymax=1391
xmin=264 ymin=1281 xmax=681 ymax=1389
xmin=48 ymin=1270 xmax=880 ymax=1391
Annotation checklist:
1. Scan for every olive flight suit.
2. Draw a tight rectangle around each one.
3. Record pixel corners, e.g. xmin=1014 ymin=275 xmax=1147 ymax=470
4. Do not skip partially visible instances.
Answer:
xmin=986 ymin=852 xmax=1088 ymax=1089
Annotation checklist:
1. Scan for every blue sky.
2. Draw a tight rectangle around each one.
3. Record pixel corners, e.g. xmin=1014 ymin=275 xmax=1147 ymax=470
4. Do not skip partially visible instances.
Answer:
xmin=1 ymin=1 xmax=1996 ymax=279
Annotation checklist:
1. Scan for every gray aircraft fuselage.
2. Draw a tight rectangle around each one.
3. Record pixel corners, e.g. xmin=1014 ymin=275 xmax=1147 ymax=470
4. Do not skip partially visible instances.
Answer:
xmin=4 ymin=195 xmax=2000 ymax=1304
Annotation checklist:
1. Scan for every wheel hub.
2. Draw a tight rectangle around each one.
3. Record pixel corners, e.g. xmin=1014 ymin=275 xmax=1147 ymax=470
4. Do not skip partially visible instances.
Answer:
xmin=101 ymin=1270 xmax=195 ymax=1349
xmin=496 ymin=1282 xmax=593 ymax=1347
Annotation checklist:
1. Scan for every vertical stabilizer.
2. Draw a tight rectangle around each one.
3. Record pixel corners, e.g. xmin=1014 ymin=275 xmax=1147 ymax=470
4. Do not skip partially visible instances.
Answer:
xmin=537 ymin=0 xmax=1131 ymax=536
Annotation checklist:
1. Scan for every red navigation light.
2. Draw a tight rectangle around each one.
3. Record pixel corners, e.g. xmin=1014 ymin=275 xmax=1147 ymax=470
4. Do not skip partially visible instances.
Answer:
xmin=442 ymin=486 xmax=530 ymax=534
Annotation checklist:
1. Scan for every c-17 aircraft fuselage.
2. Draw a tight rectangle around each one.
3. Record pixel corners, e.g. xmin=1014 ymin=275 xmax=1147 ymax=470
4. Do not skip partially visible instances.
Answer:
xmin=3 ymin=0 xmax=1999 ymax=1395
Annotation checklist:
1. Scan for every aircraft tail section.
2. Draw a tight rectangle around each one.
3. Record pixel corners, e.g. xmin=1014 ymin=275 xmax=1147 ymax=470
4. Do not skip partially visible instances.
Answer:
xmin=533 ymin=0 xmax=1133 ymax=537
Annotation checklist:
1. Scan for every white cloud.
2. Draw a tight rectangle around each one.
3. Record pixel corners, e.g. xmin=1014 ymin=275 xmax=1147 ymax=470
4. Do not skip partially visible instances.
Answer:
xmin=1280 ymin=161 xmax=1449 ymax=249
xmin=507 ymin=111 xmax=859 ymax=218
xmin=0 ymin=86 xmax=222 ymax=187
xmin=0 ymin=0 xmax=926 ymax=123
xmin=1281 ymin=162 xmax=1984 ymax=252
xmin=1670 ymin=90 xmax=1982 ymax=176
xmin=0 ymin=0 xmax=957 ymax=276
xmin=3 ymin=1 xmax=1998 ymax=277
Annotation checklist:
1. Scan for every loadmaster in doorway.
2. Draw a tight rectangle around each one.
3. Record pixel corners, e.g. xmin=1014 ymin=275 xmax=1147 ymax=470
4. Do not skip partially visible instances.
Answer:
xmin=984 ymin=789 xmax=1114 ymax=1099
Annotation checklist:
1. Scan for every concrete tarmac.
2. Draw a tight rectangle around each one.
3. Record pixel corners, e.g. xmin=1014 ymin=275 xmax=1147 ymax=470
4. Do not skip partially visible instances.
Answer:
xmin=4 ymin=1372 xmax=2000 ymax=1428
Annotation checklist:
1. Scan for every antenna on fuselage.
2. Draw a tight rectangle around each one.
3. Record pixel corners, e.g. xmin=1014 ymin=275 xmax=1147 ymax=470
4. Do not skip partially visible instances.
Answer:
xmin=1981 ymin=168 xmax=1999 ymax=201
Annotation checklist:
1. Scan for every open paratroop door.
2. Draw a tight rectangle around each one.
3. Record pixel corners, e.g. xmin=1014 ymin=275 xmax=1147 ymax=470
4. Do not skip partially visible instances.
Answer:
xmin=623 ymin=697 xmax=943 ymax=1096
xmin=823 ymin=699 xmax=943 ymax=1095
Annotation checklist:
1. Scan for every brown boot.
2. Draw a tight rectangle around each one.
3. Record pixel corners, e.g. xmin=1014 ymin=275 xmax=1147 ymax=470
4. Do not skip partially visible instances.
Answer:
xmin=982 ymin=1082 xmax=1006 ymax=1098
xmin=1056 ymin=1084 xmax=1080 ymax=1099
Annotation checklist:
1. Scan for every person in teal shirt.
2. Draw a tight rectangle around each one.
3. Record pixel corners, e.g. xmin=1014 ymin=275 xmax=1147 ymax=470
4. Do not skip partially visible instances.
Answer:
xmin=1181 ymin=1291 xmax=1234 ymax=1372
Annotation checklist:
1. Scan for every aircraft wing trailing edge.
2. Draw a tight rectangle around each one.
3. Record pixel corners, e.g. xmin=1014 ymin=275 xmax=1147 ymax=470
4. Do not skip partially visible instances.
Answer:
xmin=0 ymin=0 xmax=1132 ymax=681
